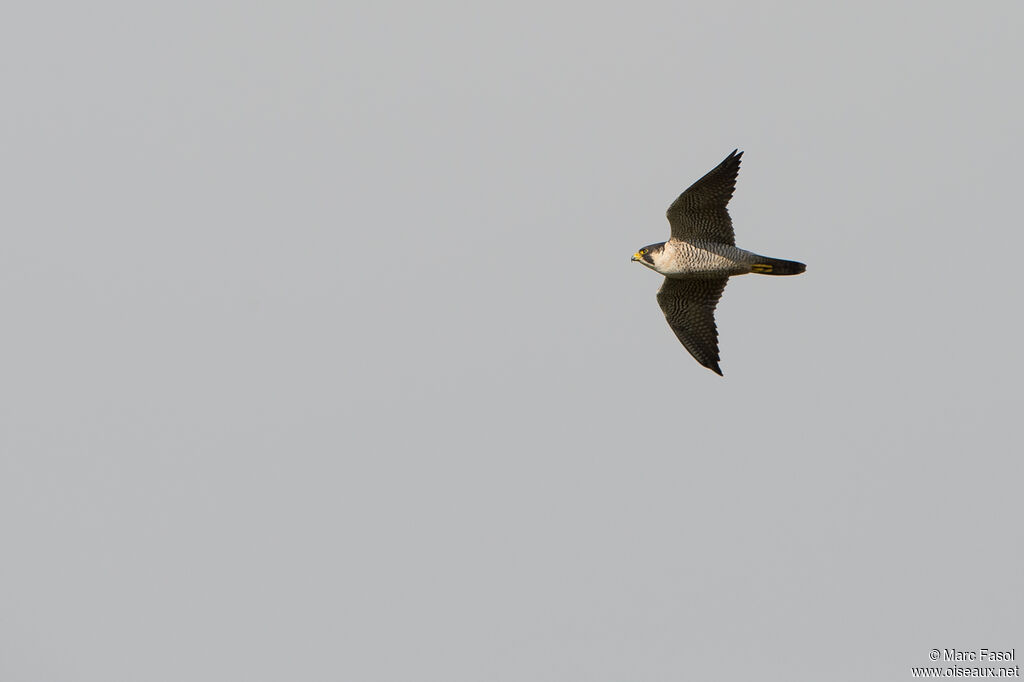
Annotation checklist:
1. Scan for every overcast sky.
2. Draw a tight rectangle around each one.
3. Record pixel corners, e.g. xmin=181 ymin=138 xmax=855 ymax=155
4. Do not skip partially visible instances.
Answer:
xmin=2 ymin=2 xmax=1022 ymax=680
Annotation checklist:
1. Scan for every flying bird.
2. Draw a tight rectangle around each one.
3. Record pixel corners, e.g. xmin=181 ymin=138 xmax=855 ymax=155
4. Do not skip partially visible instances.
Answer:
xmin=632 ymin=150 xmax=805 ymax=375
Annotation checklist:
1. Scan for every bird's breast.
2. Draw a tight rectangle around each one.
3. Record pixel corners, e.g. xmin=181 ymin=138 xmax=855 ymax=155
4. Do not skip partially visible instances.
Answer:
xmin=657 ymin=241 xmax=752 ymax=277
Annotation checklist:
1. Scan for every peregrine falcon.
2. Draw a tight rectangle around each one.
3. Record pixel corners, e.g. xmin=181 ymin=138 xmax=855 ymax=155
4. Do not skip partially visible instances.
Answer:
xmin=631 ymin=150 xmax=805 ymax=375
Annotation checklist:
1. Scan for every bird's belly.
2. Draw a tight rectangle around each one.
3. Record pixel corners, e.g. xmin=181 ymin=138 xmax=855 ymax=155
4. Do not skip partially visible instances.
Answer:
xmin=658 ymin=243 xmax=751 ymax=277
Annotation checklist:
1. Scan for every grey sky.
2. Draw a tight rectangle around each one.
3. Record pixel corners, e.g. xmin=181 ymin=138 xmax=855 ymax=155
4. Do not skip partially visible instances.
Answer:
xmin=2 ymin=2 xmax=1021 ymax=680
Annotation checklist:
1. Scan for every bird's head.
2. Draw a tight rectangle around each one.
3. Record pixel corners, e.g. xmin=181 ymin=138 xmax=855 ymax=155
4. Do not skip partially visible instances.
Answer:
xmin=631 ymin=242 xmax=665 ymax=270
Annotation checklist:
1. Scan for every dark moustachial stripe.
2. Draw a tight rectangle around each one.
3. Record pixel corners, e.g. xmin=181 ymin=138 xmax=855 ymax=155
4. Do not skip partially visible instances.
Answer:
xmin=641 ymin=242 xmax=664 ymax=264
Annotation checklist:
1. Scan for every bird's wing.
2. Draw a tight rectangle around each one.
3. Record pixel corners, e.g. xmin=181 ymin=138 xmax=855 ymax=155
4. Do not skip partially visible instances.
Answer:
xmin=656 ymin=276 xmax=729 ymax=375
xmin=665 ymin=150 xmax=742 ymax=245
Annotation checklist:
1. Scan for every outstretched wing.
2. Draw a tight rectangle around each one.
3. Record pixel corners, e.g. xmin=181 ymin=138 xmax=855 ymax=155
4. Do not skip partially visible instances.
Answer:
xmin=665 ymin=150 xmax=742 ymax=245
xmin=656 ymin=276 xmax=729 ymax=375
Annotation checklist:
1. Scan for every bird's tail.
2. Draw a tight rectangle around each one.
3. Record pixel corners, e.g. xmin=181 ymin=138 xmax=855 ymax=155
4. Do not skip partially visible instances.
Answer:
xmin=749 ymin=256 xmax=806 ymax=276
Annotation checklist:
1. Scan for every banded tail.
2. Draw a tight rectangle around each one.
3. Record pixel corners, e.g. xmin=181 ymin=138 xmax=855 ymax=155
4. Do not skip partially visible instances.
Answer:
xmin=750 ymin=256 xmax=806 ymax=276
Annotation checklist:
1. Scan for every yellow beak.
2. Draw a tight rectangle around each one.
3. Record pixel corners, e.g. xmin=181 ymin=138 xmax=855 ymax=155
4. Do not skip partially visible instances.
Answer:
xmin=631 ymin=252 xmax=641 ymax=262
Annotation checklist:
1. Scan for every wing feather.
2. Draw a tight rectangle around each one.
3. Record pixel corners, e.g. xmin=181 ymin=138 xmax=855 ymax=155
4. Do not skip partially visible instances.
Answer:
xmin=656 ymin=276 xmax=729 ymax=375
xmin=665 ymin=150 xmax=742 ymax=245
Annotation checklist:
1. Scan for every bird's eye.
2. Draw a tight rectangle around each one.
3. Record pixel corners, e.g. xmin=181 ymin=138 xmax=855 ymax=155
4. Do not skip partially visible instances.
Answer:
xmin=640 ymin=249 xmax=647 ymax=254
